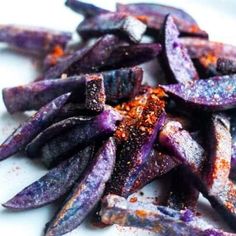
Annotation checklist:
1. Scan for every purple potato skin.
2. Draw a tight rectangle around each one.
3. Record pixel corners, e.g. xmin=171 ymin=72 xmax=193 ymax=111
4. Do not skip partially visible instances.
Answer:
xmin=100 ymin=194 xmax=232 ymax=236
xmin=116 ymin=3 xmax=208 ymax=38
xmin=129 ymin=148 xmax=178 ymax=195
xmin=44 ymin=34 xmax=161 ymax=79
xmin=2 ymin=75 xmax=86 ymax=113
xmin=0 ymin=24 xmax=71 ymax=55
xmin=3 ymin=67 xmax=143 ymax=113
xmin=26 ymin=116 xmax=93 ymax=158
xmin=77 ymin=13 xmax=147 ymax=43
xmin=159 ymin=15 xmax=199 ymax=83
xmin=161 ymin=75 xmax=236 ymax=111
xmin=159 ymin=121 xmax=206 ymax=175
xmin=0 ymin=93 xmax=71 ymax=161
xmin=65 ymin=0 xmax=110 ymax=17
xmin=45 ymin=138 xmax=116 ymax=236
xmin=107 ymin=93 xmax=166 ymax=198
xmin=40 ymin=107 xmax=122 ymax=168
xmin=181 ymin=38 xmax=236 ymax=78
xmin=217 ymin=58 xmax=236 ymax=75
xmin=3 ymin=145 xmax=94 ymax=210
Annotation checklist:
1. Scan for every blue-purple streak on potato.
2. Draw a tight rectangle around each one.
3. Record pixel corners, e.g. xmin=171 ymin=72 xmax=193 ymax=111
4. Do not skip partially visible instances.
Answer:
xmin=107 ymin=92 xmax=166 ymax=197
xmin=0 ymin=93 xmax=71 ymax=161
xmin=159 ymin=121 xmax=206 ymax=175
xmin=181 ymin=38 xmax=236 ymax=78
xmin=45 ymin=138 xmax=116 ymax=236
xmin=100 ymin=194 xmax=232 ymax=236
xmin=2 ymin=76 xmax=86 ymax=113
xmin=65 ymin=0 xmax=110 ymax=17
xmin=160 ymin=15 xmax=199 ymax=83
xmin=161 ymin=75 xmax=236 ymax=111
xmin=44 ymin=34 xmax=161 ymax=79
xmin=40 ymin=107 xmax=122 ymax=168
xmin=201 ymin=114 xmax=236 ymax=231
xmin=229 ymin=111 xmax=236 ymax=180
xmin=77 ymin=13 xmax=147 ymax=43
xmin=217 ymin=58 xmax=236 ymax=75
xmin=26 ymin=116 xmax=93 ymax=158
xmin=3 ymin=145 xmax=94 ymax=210
xmin=116 ymin=3 xmax=208 ymax=38
xmin=0 ymin=24 xmax=71 ymax=55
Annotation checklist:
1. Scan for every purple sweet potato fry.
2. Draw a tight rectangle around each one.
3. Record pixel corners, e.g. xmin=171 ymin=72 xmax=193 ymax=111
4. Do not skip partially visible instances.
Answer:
xmin=200 ymin=114 xmax=236 ymax=231
xmin=26 ymin=116 xmax=93 ymax=158
xmin=43 ymin=35 xmax=126 ymax=79
xmin=45 ymin=137 xmax=116 ymax=236
xmin=100 ymin=194 xmax=233 ymax=236
xmin=129 ymin=148 xmax=178 ymax=195
xmin=2 ymin=75 xmax=85 ymax=113
xmin=159 ymin=120 xmax=206 ymax=175
xmin=65 ymin=0 xmax=110 ymax=17
xmin=40 ymin=107 xmax=122 ymax=168
xmin=181 ymin=38 xmax=236 ymax=78
xmin=44 ymin=34 xmax=161 ymax=79
xmin=0 ymin=93 xmax=70 ymax=161
xmin=0 ymin=24 xmax=71 ymax=55
xmin=159 ymin=15 xmax=199 ymax=83
xmin=77 ymin=13 xmax=147 ymax=43
xmin=107 ymin=91 xmax=166 ymax=198
xmin=168 ymin=166 xmax=199 ymax=211
xmin=161 ymin=75 xmax=236 ymax=111
xmin=116 ymin=3 xmax=208 ymax=38
xmin=217 ymin=58 xmax=236 ymax=75
xmin=3 ymin=145 xmax=94 ymax=210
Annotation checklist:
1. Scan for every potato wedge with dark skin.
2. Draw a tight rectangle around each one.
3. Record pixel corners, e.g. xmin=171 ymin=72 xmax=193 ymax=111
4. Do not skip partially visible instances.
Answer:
xmin=161 ymin=75 xmax=236 ymax=111
xmin=45 ymin=138 xmax=116 ymax=236
xmin=100 ymin=194 xmax=232 ymax=236
xmin=3 ymin=145 xmax=94 ymax=210
xmin=0 ymin=24 xmax=71 ymax=55
xmin=116 ymin=3 xmax=208 ymax=38
xmin=159 ymin=15 xmax=199 ymax=83
xmin=0 ymin=93 xmax=71 ymax=161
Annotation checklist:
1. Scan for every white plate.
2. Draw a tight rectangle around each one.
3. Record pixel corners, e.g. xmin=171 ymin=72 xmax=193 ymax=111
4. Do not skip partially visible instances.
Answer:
xmin=0 ymin=0 xmax=236 ymax=235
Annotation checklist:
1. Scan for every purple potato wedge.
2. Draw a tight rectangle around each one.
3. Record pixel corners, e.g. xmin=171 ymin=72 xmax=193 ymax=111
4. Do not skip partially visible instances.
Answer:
xmin=0 ymin=24 xmax=71 ymax=55
xmin=159 ymin=15 xmax=199 ymax=83
xmin=3 ymin=67 xmax=143 ymax=113
xmin=160 ymin=75 xmax=236 ymax=111
xmin=159 ymin=121 xmax=206 ymax=175
xmin=3 ymin=145 xmax=94 ymax=210
xmin=168 ymin=166 xmax=199 ymax=211
xmin=65 ymin=0 xmax=110 ymax=17
xmin=116 ymin=3 xmax=208 ymax=38
xmin=77 ymin=13 xmax=147 ymax=43
xmin=107 ymin=91 xmax=166 ymax=198
xmin=129 ymin=148 xmax=178 ymax=195
xmin=26 ymin=116 xmax=93 ymax=158
xmin=0 ymin=93 xmax=70 ymax=161
xmin=44 ymin=34 xmax=161 ymax=79
xmin=200 ymin=114 xmax=236 ymax=231
xmin=43 ymin=35 xmax=126 ymax=79
xmin=217 ymin=58 xmax=236 ymax=75
xmin=181 ymin=38 xmax=236 ymax=78
xmin=2 ymin=75 xmax=86 ymax=113
xmin=40 ymin=107 xmax=122 ymax=168
xmin=45 ymin=137 xmax=116 ymax=236
xmin=100 ymin=194 xmax=233 ymax=236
